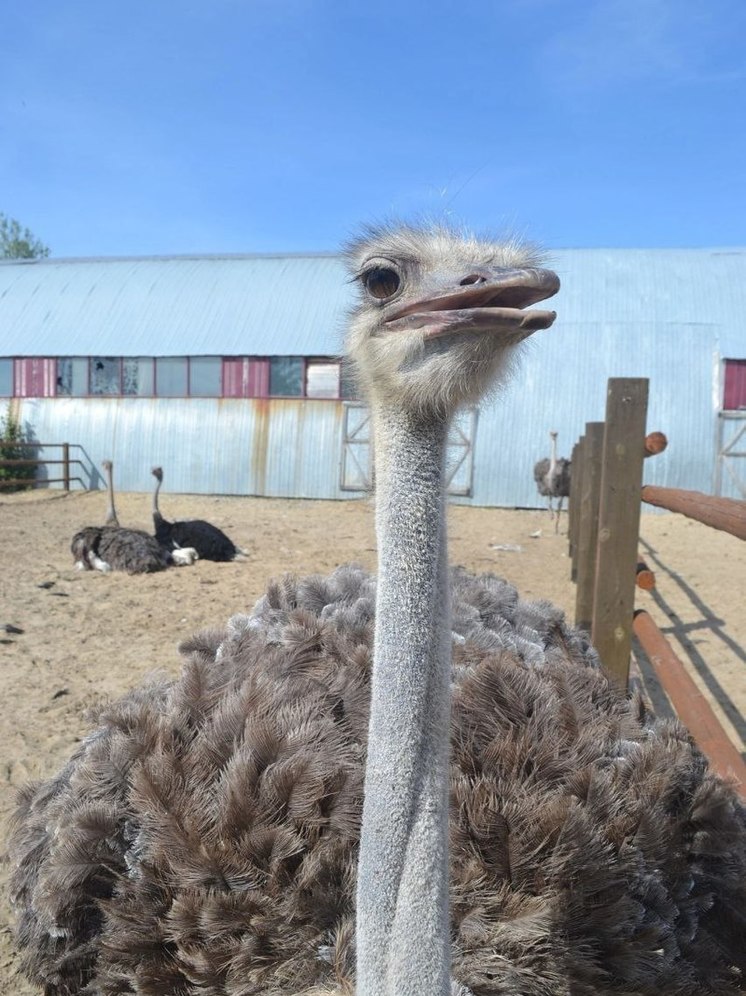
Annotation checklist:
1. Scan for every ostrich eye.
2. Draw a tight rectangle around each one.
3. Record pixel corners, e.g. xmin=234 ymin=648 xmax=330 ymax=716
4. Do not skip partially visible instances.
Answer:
xmin=363 ymin=266 xmax=401 ymax=301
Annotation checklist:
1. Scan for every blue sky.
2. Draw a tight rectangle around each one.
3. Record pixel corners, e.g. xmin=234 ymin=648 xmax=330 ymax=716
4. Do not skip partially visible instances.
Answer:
xmin=2 ymin=0 xmax=744 ymax=257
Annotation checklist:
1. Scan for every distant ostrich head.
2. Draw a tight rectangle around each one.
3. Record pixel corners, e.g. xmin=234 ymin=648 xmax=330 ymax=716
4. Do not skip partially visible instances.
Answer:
xmin=344 ymin=223 xmax=559 ymax=418
xmin=151 ymin=467 xmax=163 ymax=482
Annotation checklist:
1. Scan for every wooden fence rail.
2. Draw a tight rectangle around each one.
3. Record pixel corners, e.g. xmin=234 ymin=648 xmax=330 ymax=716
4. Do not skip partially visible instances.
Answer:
xmin=633 ymin=610 xmax=746 ymax=796
xmin=641 ymin=485 xmax=746 ymax=540
xmin=0 ymin=442 xmax=85 ymax=490
xmin=568 ymin=378 xmax=745 ymax=797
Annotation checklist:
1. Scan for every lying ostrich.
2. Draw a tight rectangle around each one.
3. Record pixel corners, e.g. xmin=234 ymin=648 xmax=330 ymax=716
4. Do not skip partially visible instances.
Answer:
xmin=10 ymin=224 xmax=746 ymax=996
xmin=151 ymin=466 xmax=246 ymax=561
xmin=534 ymin=429 xmax=571 ymax=532
xmin=71 ymin=460 xmax=197 ymax=574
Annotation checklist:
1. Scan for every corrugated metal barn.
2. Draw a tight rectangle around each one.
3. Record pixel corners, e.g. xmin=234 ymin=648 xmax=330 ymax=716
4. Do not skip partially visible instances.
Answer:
xmin=1 ymin=248 xmax=745 ymax=505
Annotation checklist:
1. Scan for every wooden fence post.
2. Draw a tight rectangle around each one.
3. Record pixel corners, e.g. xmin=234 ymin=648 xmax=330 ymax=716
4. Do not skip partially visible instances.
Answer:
xmin=569 ymin=435 xmax=585 ymax=581
xmin=62 ymin=443 xmax=70 ymax=491
xmin=575 ymin=421 xmax=605 ymax=632
xmin=591 ymin=378 xmax=649 ymax=688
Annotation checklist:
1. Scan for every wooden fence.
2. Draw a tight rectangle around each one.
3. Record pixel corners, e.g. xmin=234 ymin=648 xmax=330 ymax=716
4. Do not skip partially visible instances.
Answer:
xmin=568 ymin=377 xmax=746 ymax=796
xmin=0 ymin=442 xmax=84 ymax=489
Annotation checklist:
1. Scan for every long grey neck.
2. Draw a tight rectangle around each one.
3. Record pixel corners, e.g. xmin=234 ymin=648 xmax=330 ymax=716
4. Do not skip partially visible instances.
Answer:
xmin=356 ymin=404 xmax=452 ymax=996
xmin=103 ymin=466 xmax=118 ymax=526
xmin=152 ymin=476 xmax=163 ymax=522
xmin=549 ymin=434 xmax=557 ymax=473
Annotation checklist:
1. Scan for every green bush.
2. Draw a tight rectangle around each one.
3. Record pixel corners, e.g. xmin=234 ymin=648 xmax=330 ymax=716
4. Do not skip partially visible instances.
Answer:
xmin=0 ymin=407 xmax=36 ymax=491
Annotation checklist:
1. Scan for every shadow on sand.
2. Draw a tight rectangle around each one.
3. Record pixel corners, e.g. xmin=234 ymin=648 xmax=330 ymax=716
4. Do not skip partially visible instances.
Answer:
xmin=632 ymin=536 xmax=746 ymax=762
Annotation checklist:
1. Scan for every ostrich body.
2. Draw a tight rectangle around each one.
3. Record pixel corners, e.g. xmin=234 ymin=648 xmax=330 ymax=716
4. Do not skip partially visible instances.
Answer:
xmin=10 ymin=224 xmax=746 ymax=996
xmin=533 ymin=430 xmax=571 ymax=531
xmin=71 ymin=460 xmax=197 ymax=573
xmin=151 ymin=466 xmax=245 ymax=562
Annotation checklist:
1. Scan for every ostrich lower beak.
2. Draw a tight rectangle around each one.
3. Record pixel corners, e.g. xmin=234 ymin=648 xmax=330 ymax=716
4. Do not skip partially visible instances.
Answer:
xmin=385 ymin=266 xmax=560 ymax=339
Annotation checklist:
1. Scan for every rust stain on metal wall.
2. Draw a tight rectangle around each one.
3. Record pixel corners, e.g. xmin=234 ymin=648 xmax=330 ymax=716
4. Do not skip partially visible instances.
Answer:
xmin=251 ymin=398 xmax=270 ymax=495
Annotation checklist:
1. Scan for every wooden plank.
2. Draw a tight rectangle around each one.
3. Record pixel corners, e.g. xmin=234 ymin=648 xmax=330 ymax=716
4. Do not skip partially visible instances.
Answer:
xmin=644 ymin=431 xmax=668 ymax=457
xmin=591 ymin=378 xmax=649 ymax=688
xmin=575 ymin=422 xmax=604 ymax=631
xmin=633 ymin=610 xmax=745 ymax=798
xmin=641 ymin=485 xmax=746 ymax=540
xmin=635 ymin=557 xmax=656 ymax=590
xmin=568 ymin=440 xmax=580 ymax=561
xmin=569 ymin=436 xmax=584 ymax=581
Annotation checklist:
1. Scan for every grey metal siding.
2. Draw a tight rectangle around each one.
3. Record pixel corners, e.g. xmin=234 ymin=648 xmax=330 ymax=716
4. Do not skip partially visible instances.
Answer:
xmin=19 ymin=397 xmax=361 ymax=500
xmin=5 ymin=246 xmax=745 ymax=505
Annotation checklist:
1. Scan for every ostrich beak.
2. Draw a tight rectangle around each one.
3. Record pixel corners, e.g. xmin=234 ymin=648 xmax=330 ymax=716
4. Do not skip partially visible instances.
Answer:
xmin=385 ymin=266 xmax=560 ymax=339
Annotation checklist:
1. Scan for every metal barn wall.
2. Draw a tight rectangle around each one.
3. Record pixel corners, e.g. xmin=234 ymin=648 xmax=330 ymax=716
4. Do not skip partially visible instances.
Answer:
xmin=17 ymin=314 xmax=730 ymax=505
xmin=19 ymin=397 xmax=356 ymax=500
xmin=461 ymin=321 xmax=724 ymax=507
xmin=6 ymin=247 xmax=746 ymax=505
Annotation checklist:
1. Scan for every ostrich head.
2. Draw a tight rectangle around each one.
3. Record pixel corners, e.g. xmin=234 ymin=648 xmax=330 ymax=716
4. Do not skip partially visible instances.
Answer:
xmin=344 ymin=223 xmax=559 ymax=418
xmin=151 ymin=467 xmax=163 ymax=483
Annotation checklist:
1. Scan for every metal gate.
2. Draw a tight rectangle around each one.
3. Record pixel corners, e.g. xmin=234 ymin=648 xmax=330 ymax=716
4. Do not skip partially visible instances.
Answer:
xmin=715 ymin=412 xmax=746 ymax=499
xmin=340 ymin=404 xmax=478 ymax=497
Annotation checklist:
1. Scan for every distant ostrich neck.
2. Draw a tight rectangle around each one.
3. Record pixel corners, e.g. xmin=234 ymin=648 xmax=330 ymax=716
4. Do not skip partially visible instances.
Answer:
xmin=103 ymin=461 xmax=118 ymax=526
xmin=357 ymin=405 xmax=452 ymax=996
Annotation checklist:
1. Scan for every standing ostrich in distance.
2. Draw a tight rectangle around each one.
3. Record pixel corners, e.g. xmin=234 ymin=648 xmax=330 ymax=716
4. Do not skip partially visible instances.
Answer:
xmin=71 ymin=460 xmax=197 ymax=573
xmin=10 ymin=223 xmax=746 ymax=996
xmin=534 ymin=429 xmax=571 ymax=531
xmin=151 ymin=466 xmax=246 ymax=561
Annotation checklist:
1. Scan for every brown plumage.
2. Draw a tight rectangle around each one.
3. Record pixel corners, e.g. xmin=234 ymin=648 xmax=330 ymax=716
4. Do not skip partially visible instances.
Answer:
xmin=9 ymin=566 xmax=746 ymax=995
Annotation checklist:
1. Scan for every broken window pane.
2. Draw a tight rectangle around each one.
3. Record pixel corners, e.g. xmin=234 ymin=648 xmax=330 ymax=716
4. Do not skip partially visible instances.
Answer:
xmin=91 ymin=357 xmax=120 ymax=395
xmin=123 ymin=358 xmax=154 ymax=396
xmin=56 ymin=358 xmax=89 ymax=396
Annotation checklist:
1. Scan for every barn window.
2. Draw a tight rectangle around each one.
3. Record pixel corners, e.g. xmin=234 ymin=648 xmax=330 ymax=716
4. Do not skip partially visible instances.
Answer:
xmin=269 ymin=357 xmax=304 ymax=397
xmin=340 ymin=359 xmax=358 ymax=400
xmin=306 ymin=361 xmax=340 ymax=399
xmin=189 ymin=356 xmax=221 ymax=396
xmin=723 ymin=359 xmax=746 ymax=410
xmin=123 ymin=358 xmax=154 ymax=396
xmin=90 ymin=357 xmax=121 ymax=395
xmin=0 ymin=358 xmax=12 ymax=396
xmin=155 ymin=357 xmax=188 ymax=397
xmin=56 ymin=358 xmax=88 ymax=396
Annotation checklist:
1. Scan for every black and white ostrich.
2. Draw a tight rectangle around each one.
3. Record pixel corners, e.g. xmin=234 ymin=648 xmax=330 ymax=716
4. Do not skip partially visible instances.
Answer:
xmin=71 ymin=460 xmax=197 ymax=574
xmin=533 ymin=429 xmax=571 ymax=532
xmin=151 ymin=466 xmax=246 ymax=562
xmin=11 ymin=223 xmax=746 ymax=996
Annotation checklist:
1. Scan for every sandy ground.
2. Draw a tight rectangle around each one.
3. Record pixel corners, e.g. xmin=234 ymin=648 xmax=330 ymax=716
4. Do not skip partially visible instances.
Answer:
xmin=0 ymin=488 xmax=744 ymax=994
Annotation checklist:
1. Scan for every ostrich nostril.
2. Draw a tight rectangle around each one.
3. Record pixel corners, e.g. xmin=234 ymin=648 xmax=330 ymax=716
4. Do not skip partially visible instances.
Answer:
xmin=459 ymin=273 xmax=487 ymax=286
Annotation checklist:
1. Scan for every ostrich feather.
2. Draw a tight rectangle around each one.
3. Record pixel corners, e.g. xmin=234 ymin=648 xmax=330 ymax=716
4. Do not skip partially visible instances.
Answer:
xmin=9 ymin=566 xmax=746 ymax=996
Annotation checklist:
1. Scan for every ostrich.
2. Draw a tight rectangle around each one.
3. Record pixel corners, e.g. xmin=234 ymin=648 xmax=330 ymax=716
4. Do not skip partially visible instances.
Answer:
xmin=71 ymin=459 xmax=197 ymax=573
xmin=533 ymin=429 xmax=571 ymax=532
xmin=10 ymin=223 xmax=746 ymax=996
xmin=151 ymin=466 xmax=246 ymax=561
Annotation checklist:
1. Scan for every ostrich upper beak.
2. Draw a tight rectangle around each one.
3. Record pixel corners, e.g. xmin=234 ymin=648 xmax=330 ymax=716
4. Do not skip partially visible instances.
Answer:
xmin=384 ymin=266 xmax=560 ymax=339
